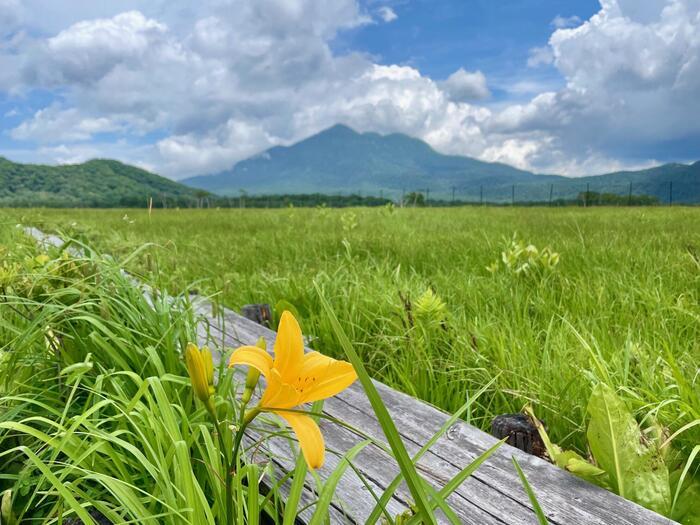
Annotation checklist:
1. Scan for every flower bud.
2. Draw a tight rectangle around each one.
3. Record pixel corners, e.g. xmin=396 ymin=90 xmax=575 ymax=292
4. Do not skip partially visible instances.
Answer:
xmin=185 ymin=343 xmax=211 ymax=403
xmin=201 ymin=346 xmax=215 ymax=386
xmin=1 ymin=489 xmax=15 ymax=525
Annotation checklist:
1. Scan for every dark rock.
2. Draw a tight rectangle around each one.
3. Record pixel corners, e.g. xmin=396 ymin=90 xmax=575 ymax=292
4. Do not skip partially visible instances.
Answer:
xmin=62 ymin=509 xmax=112 ymax=525
xmin=241 ymin=304 xmax=273 ymax=327
xmin=491 ymin=413 xmax=547 ymax=458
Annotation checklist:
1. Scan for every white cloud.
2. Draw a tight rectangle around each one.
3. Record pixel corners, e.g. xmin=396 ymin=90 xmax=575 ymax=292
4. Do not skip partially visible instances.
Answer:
xmin=2 ymin=0 xmax=700 ymax=178
xmin=11 ymin=106 xmax=125 ymax=142
xmin=439 ymin=68 xmax=490 ymax=101
xmin=551 ymin=15 xmax=582 ymax=29
xmin=527 ymin=46 xmax=554 ymax=67
xmin=486 ymin=0 xmax=700 ymax=173
xmin=377 ymin=6 xmax=397 ymax=23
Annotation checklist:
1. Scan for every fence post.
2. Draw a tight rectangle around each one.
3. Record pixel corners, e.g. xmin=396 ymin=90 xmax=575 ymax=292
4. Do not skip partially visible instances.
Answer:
xmin=426 ymin=188 xmax=430 ymax=206
xmin=585 ymin=183 xmax=590 ymax=207
xmin=669 ymin=181 xmax=673 ymax=206
xmin=480 ymin=185 xmax=483 ymax=206
xmin=628 ymin=182 xmax=632 ymax=206
xmin=511 ymin=184 xmax=515 ymax=206
xmin=549 ymin=184 xmax=553 ymax=206
xmin=451 ymin=186 xmax=456 ymax=204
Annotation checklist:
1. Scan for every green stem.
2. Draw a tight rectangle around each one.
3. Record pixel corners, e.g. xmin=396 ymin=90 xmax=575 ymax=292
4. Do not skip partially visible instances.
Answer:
xmin=205 ymin=401 xmax=234 ymax=525
xmin=231 ymin=407 xmax=259 ymax=472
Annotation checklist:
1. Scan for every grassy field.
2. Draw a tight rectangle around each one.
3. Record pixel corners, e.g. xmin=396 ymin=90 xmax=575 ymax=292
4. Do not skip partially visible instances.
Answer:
xmin=15 ymin=206 xmax=700 ymax=455
xmin=2 ymin=206 xmax=699 ymax=522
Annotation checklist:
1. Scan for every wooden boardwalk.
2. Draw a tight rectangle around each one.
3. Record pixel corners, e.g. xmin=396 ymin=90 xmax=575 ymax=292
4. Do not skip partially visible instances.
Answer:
xmin=195 ymin=302 xmax=674 ymax=525
xmin=28 ymin=228 xmax=674 ymax=524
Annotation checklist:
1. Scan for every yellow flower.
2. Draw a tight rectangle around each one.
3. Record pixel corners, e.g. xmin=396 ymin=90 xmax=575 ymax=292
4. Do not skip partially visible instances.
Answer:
xmin=228 ymin=311 xmax=357 ymax=469
xmin=186 ymin=343 xmax=215 ymax=403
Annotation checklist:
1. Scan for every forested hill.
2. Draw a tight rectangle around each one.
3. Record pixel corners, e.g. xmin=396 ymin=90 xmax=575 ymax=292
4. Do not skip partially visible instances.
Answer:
xmin=0 ymin=157 xmax=205 ymax=207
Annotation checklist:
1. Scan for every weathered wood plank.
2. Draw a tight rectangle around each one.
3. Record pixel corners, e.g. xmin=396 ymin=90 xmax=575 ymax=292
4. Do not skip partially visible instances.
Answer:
xmin=201 ymin=304 xmax=675 ymax=525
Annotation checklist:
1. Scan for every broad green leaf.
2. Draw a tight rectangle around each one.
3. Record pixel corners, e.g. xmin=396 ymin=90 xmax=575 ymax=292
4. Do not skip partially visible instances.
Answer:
xmin=669 ymin=446 xmax=700 ymax=524
xmin=564 ymin=455 xmax=610 ymax=489
xmin=525 ymin=406 xmax=609 ymax=489
xmin=587 ymin=383 xmax=670 ymax=515
xmin=670 ymin=477 xmax=700 ymax=525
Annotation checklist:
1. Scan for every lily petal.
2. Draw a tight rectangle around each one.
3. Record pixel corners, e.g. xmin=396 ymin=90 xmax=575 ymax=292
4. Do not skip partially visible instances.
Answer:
xmin=276 ymin=410 xmax=325 ymax=470
xmin=273 ymin=311 xmax=304 ymax=383
xmin=228 ymin=345 xmax=273 ymax=379
xmin=261 ymin=368 xmax=301 ymax=409
xmin=300 ymin=359 xmax=357 ymax=404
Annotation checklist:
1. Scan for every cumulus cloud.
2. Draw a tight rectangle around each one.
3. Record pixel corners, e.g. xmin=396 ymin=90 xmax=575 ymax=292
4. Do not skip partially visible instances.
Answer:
xmin=513 ymin=0 xmax=700 ymax=166
xmin=439 ymin=68 xmax=490 ymax=101
xmin=27 ymin=11 xmax=170 ymax=86
xmin=1 ymin=0 xmax=699 ymax=177
xmin=377 ymin=6 xmax=397 ymax=22
xmin=11 ymin=106 xmax=125 ymax=142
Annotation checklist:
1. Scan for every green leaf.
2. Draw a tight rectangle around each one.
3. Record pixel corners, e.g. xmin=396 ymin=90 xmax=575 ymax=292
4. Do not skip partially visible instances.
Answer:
xmin=525 ymin=406 xmax=609 ymax=489
xmin=283 ymin=400 xmax=323 ymax=525
xmin=669 ymin=445 xmax=700 ymax=523
xmin=511 ymin=456 xmax=549 ymax=525
xmin=564 ymin=455 xmax=610 ymax=489
xmin=586 ymin=383 xmax=670 ymax=515
xmin=308 ymin=440 xmax=371 ymax=525
xmin=670 ymin=477 xmax=700 ymax=525
xmin=274 ymin=300 xmax=300 ymax=321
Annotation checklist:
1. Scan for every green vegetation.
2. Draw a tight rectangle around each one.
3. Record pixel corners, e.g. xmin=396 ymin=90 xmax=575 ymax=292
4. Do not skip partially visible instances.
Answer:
xmin=2 ymin=145 xmax=698 ymax=208
xmin=0 ymin=216 xmax=502 ymax=523
xmin=16 ymin=206 xmax=698 ymax=460
xmin=0 ymin=157 xmax=204 ymax=207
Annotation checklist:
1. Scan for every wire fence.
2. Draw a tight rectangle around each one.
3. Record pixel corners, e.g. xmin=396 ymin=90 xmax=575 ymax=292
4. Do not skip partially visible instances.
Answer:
xmin=391 ymin=180 xmax=700 ymax=206
xmin=127 ymin=180 xmax=700 ymax=209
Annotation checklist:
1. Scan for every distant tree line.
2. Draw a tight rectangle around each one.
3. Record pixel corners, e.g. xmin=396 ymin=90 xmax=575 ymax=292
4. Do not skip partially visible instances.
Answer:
xmin=396 ymin=190 xmax=660 ymax=208
xmin=3 ymin=190 xmax=665 ymax=209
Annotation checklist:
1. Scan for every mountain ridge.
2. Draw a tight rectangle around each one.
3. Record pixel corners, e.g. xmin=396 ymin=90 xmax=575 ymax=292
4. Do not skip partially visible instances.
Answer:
xmin=182 ymin=124 xmax=700 ymax=202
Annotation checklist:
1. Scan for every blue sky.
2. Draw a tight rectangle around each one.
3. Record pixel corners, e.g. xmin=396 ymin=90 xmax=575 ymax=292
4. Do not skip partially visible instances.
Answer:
xmin=345 ymin=1 xmax=598 ymax=83
xmin=1 ymin=0 xmax=699 ymax=178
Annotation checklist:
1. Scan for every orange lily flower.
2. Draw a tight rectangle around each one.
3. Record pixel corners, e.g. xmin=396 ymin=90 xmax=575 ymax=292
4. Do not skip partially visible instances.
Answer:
xmin=228 ymin=311 xmax=357 ymax=469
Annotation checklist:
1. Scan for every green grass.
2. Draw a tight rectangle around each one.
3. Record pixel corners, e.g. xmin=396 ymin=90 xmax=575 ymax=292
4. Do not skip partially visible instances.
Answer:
xmin=17 ymin=206 xmax=698 ymax=454
xmin=2 ymin=206 xmax=699 ymax=521
xmin=0 ymin=214 xmax=500 ymax=523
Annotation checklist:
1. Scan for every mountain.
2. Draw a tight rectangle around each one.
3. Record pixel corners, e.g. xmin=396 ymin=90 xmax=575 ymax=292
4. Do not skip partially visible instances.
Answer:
xmin=182 ymin=124 xmax=700 ymax=203
xmin=182 ymin=124 xmax=558 ymax=196
xmin=0 ymin=157 xmax=206 ymax=207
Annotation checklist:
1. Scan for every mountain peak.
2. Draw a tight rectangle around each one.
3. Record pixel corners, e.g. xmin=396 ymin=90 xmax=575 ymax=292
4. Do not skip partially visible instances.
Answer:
xmin=323 ymin=123 xmax=359 ymax=136
xmin=182 ymin=124 xmax=542 ymax=196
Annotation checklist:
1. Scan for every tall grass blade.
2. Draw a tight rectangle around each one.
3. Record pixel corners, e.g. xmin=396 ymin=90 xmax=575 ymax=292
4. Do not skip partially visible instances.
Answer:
xmin=314 ymin=281 xmax=437 ymax=525
xmin=512 ymin=456 xmax=549 ymax=525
